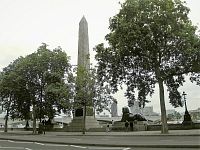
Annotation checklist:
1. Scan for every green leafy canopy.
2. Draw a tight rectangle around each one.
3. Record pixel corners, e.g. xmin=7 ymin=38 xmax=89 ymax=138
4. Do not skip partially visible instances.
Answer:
xmin=94 ymin=0 xmax=200 ymax=108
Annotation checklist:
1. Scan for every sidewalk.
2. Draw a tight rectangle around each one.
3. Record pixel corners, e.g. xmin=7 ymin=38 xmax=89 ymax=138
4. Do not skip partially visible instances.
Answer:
xmin=0 ymin=129 xmax=199 ymax=148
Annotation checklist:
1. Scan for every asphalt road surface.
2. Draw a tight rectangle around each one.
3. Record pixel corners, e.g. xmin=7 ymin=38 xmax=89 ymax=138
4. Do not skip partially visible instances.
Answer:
xmin=0 ymin=140 xmax=199 ymax=150
xmin=53 ymin=135 xmax=200 ymax=147
xmin=0 ymin=139 xmax=131 ymax=150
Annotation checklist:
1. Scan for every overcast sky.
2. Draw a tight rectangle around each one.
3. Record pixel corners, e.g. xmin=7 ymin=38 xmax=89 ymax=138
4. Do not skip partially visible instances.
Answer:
xmin=0 ymin=0 xmax=199 ymax=114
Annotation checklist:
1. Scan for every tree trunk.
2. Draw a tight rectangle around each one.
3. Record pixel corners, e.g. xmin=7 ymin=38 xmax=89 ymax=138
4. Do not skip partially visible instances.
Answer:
xmin=39 ymin=84 xmax=43 ymax=123
xmin=93 ymin=108 xmax=96 ymax=119
xmin=25 ymin=120 xmax=29 ymax=129
xmin=93 ymin=106 xmax=96 ymax=119
xmin=158 ymin=79 xmax=168 ymax=134
xmin=4 ymin=109 xmax=9 ymax=132
xmin=82 ymin=103 xmax=86 ymax=135
xmin=4 ymin=97 xmax=11 ymax=133
xmin=32 ymin=103 xmax=37 ymax=134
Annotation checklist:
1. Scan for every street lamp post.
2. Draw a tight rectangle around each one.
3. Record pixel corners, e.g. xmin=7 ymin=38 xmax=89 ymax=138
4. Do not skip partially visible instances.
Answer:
xmin=182 ymin=92 xmax=193 ymax=126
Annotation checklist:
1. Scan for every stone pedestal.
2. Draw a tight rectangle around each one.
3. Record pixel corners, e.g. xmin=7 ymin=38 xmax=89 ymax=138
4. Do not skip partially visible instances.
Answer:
xmin=112 ymin=121 xmax=125 ymax=131
xmin=65 ymin=116 xmax=100 ymax=131
xmin=112 ymin=121 xmax=147 ymax=131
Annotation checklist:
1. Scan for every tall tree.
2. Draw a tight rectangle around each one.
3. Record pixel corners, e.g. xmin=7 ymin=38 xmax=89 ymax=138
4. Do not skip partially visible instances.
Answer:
xmin=74 ymin=66 xmax=115 ymax=117
xmin=0 ymin=43 xmax=73 ymax=134
xmin=94 ymin=0 xmax=200 ymax=133
xmin=74 ymin=66 xmax=115 ymax=134
xmin=74 ymin=66 xmax=93 ymax=134
xmin=91 ymin=68 xmax=116 ymax=116
xmin=16 ymin=43 xmax=73 ymax=133
xmin=0 ymin=57 xmax=26 ymax=132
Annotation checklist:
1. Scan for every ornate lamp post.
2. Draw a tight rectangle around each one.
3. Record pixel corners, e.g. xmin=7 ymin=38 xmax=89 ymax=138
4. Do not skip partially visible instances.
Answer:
xmin=182 ymin=92 xmax=193 ymax=126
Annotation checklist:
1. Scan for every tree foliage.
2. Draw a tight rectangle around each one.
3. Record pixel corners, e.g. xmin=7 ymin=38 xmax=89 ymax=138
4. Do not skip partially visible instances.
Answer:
xmin=74 ymin=66 xmax=93 ymax=108
xmin=0 ymin=57 xmax=29 ymax=132
xmin=91 ymin=68 xmax=116 ymax=115
xmin=94 ymin=0 xmax=200 ymax=133
xmin=167 ymin=111 xmax=181 ymax=121
xmin=74 ymin=66 xmax=115 ymax=116
xmin=0 ymin=43 xmax=73 ymax=133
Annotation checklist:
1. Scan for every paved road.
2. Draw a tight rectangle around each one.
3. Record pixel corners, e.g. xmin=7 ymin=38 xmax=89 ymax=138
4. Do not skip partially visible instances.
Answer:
xmin=56 ymin=135 xmax=200 ymax=146
xmin=0 ymin=135 xmax=199 ymax=149
xmin=0 ymin=140 xmax=132 ymax=150
xmin=0 ymin=140 xmax=199 ymax=150
xmin=0 ymin=130 xmax=199 ymax=148
xmin=9 ymin=134 xmax=197 ymax=147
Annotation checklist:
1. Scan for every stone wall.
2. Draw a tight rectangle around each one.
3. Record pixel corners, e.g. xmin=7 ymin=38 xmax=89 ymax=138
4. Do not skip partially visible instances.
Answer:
xmin=147 ymin=123 xmax=200 ymax=131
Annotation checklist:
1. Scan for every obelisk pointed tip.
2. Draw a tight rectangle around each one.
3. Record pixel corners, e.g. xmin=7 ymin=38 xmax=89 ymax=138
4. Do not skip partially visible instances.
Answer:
xmin=82 ymin=15 xmax=86 ymax=20
xmin=80 ymin=15 xmax=87 ymax=24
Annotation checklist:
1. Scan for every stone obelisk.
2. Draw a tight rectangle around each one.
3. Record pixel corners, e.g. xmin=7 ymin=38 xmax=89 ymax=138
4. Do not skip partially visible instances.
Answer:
xmin=67 ymin=16 xmax=99 ymax=131
xmin=75 ymin=16 xmax=92 ymax=117
xmin=78 ymin=16 xmax=90 ymax=70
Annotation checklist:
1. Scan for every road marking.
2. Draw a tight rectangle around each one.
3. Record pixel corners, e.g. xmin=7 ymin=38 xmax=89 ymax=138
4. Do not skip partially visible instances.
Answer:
xmin=123 ymin=148 xmax=131 ymax=150
xmin=0 ymin=147 xmax=25 ymax=149
xmin=8 ymin=141 xmax=32 ymax=144
xmin=70 ymin=145 xmax=87 ymax=149
xmin=88 ymin=147 xmax=126 ymax=150
xmin=25 ymin=148 xmax=32 ymax=150
xmin=45 ymin=144 xmax=69 ymax=147
xmin=34 ymin=142 xmax=45 ymax=145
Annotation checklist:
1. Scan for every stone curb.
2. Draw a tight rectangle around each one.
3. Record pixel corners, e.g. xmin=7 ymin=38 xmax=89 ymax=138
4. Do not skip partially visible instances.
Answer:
xmin=55 ymin=134 xmax=200 ymax=137
xmin=1 ymin=132 xmax=200 ymax=136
